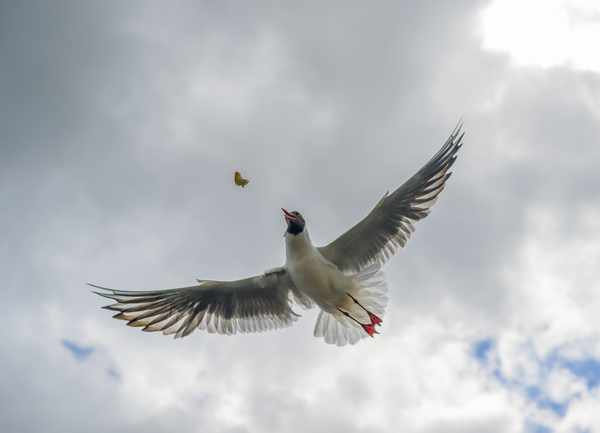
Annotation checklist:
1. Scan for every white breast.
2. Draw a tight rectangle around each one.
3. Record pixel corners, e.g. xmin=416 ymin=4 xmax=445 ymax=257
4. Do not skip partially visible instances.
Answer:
xmin=284 ymin=229 xmax=357 ymax=312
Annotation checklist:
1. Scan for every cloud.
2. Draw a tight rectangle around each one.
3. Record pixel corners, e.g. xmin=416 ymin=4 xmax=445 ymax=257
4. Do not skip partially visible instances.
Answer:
xmin=482 ymin=0 xmax=600 ymax=71
xmin=1 ymin=1 xmax=600 ymax=432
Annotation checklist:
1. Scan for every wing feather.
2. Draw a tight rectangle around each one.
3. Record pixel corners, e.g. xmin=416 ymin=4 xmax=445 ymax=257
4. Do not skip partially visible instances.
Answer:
xmin=318 ymin=124 xmax=463 ymax=273
xmin=91 ymin=268 xmax=312 ymax=338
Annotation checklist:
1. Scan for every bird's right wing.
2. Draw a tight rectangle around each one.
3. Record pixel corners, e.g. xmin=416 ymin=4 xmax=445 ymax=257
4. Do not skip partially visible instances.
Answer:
xmin=91 ymin=268 xmax=313 ymax=339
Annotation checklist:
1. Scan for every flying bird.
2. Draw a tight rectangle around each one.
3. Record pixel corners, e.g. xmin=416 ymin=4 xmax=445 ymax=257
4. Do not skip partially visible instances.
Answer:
xmin=91 ymin=125 xmax=463 ymax=346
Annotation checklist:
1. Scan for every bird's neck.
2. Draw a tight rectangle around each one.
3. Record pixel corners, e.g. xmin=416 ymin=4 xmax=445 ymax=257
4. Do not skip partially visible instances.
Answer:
xmin=284 ymin=229 xmax=315 ymax=261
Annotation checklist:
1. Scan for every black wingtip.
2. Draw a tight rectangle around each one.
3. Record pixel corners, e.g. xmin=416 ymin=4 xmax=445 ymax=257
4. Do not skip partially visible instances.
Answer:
xmin=93 ymin=291 xmax=118 ymax=300
xmin=89 ymin=283 xmax=121 ymax=297
xmin=452 ymin=118 xmax=465 ymax=140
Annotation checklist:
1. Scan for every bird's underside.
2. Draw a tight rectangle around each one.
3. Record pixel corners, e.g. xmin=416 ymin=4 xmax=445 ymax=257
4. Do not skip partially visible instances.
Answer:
xmin=92 ymin=123 xmax=463 ymax=346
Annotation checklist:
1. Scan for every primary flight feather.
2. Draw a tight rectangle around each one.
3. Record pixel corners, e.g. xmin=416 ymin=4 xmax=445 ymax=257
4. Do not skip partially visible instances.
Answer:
xmin=91 ymin=125 xmax=463 ymax=346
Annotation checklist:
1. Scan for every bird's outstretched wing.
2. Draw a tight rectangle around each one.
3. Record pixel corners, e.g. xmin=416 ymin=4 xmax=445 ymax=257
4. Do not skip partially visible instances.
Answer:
xmin=91 ymin=268 xmax=313 ymax=339
xmin=318 ymin=124 xmax=463 ymax=273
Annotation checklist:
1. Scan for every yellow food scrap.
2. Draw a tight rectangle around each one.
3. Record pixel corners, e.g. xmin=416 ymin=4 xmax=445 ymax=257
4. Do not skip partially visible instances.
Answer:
xmin=234 ymin=171 xmax=249 ymax=188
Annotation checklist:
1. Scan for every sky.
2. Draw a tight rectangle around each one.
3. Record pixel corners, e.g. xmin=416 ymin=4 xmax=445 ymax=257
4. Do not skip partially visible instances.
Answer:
xmin=1 ymin=1 xmax=600 ymax=432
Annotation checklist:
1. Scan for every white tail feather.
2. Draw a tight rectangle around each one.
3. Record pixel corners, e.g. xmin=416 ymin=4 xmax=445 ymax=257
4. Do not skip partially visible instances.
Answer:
xmin=313 ymin=263 xmax=388 ymax=346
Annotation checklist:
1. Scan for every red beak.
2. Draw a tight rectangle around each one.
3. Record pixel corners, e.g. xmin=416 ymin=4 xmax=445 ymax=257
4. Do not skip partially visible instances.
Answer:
xmin=282 ymin=208 xmax=294 ymax=219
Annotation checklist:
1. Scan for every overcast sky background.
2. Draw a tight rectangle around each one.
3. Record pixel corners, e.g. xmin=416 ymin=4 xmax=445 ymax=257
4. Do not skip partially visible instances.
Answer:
xmin=2 ymin=1 xmax=600 ymax=432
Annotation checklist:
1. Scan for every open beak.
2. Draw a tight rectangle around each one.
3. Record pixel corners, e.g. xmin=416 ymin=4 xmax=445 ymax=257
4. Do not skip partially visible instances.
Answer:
xmin=282 ymin=208 xmax=294 ymax=220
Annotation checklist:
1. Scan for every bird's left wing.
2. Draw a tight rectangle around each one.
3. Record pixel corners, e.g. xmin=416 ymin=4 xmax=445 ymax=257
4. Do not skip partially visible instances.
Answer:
xmin=318 ymin=124 xmax=463 ymax=273
xmin=91 ymin=268 xmax=312 ymax=339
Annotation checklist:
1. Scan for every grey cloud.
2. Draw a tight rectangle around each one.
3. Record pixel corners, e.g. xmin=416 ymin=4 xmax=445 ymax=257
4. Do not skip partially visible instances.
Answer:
xmin=2 ymin=1 xmax=600 ymax=432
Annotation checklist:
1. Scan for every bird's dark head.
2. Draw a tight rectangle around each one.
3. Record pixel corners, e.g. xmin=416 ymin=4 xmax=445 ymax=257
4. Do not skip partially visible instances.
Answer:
xmin=282 ymin=209 xmax=305 ymax=235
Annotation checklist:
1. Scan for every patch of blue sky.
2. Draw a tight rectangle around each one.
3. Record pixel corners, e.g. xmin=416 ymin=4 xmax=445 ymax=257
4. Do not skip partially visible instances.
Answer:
xmin=542 ymin=352 xmax=600 ymax=389
xmin=472 ymin=338 xmax=598 ymax=420
xmin=62 ymin=340 xmax=95 ymax=362
xmin=474 ymin=338 xmax=494 ymax=361
xmin=526 ymin=385 xmax=541 ymax=399
xmin=536 ymin=398 xmax=568 ymax=418
xmin=561 ymin=358 xmax=600 ymax=389
xmin=492 ymin=367 xmax=508 ymax=385
xmin=526 ymin=386 xmax=568 ymax=417
xmin=106 ymin=367 xmax=122 ymax=382
xmin=475 ymin=343 xmax=571 ymax=418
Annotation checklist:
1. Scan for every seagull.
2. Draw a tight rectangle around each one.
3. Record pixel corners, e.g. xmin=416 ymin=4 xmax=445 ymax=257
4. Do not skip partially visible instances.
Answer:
xmin=91 ymin=125 xmax=463 ymax=346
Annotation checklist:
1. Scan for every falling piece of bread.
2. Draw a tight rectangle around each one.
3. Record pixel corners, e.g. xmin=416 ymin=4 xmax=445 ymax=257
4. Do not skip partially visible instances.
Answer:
xmin=234 ymin=171 xmax=249 ymax=188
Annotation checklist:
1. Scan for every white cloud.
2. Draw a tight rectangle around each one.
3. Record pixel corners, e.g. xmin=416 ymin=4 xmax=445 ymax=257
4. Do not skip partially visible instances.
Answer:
xmin=2 ymin=1 xmax=600 ymax=432
xmin=481 ymin=0 xmax=600 ymax=71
